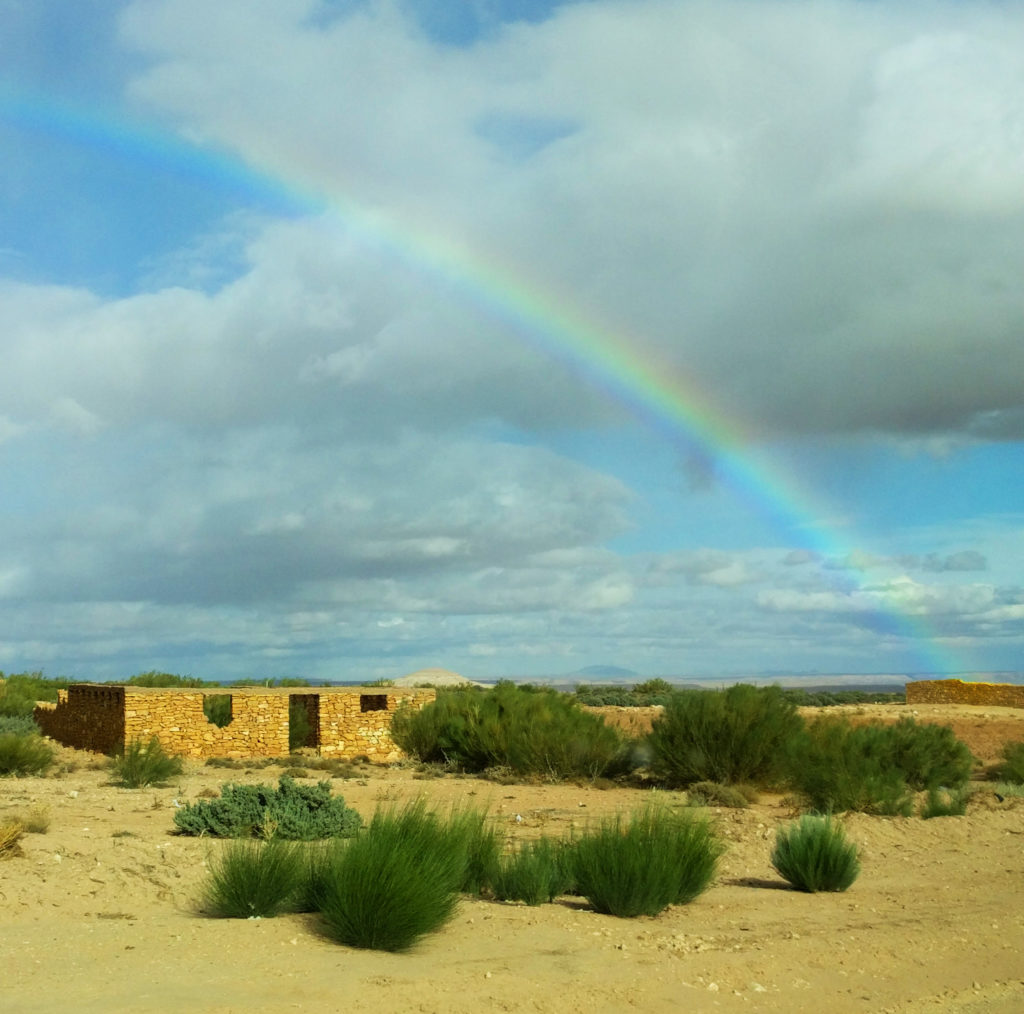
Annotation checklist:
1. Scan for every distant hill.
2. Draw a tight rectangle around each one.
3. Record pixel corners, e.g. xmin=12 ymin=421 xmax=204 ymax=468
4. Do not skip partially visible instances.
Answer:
xmin=570 ymin=665 xmax=640 ymax=679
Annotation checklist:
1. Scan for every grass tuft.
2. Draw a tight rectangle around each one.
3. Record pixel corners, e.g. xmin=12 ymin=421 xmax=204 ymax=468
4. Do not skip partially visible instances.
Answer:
xmin=491 ymin=837 xmax=575 ymax=905
xmin=110 ymin=736 xmax=184 ymax=788
xmin=0 ymin=819 xmax=24 ymax=858
xmin=771 ymin=815 xmax=860 ymax=892
xmin=315 ymin=799 xmax=468 ymax=951
xmin=571 ymin=806 xmax=722 ymax=918
xmin=995 ymin=741 xmax=1024 ymax=784
xmin=201 ymin=838 xmax=307 ymax=918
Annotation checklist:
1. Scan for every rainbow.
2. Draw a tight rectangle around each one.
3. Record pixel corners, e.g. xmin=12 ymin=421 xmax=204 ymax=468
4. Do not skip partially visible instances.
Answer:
xmin=0 ymin=88 xmax=963 ymax=676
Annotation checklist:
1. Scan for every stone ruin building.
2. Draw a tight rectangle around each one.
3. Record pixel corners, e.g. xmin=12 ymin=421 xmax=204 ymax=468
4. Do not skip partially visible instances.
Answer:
xmin=34 ymin=684 xmax=437 ymax=762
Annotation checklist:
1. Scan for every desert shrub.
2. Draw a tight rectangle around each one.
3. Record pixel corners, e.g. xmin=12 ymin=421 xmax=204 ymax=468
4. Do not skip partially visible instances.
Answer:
xmin=173 ymin=776 xmax=361 ymax=839
xmin=201 ymin=838 xmax=307 ymax=918
xmin=771 ymin=815 xmax=860 ymax=892
xmin=874 ymin=718 xmax=973 ymax=790
xmin=0 ymin=819 xmax=24 ymax=858
xmin=0 ymin=732 xmax=55 ymax=777
xmin=784 ymin=718 xmax=913 ymax=815
xmin=785 ymin=716 xmax=971 ymax=815
xmin=0 ymin=715 xmax=40 ymax=735
xmin=110 ymin=736 xmax=183 ymax=788
xmin=920 ymin=786 xmax=971 ymax=819
xmin=315 ymin=799 xmax=468 ymax=951
xmin=13 ymin=805 xmax=51 ymax=833
xmin=647 ymin=684 xmax=802 ymax=787
xmin=491 ymin=837 xmax=574 ymax=905
xmin=994 ymin=781 xmax=1024 ymax=799
xmin=571 ymin=807 xmax=722 ymax=918
xmin=686 ymin=781 xmax=750 ymax=808
xmin=781 ymin=689 xmax=905 ymax=707
xmin=995 ymin=741 xmax=1024 ymax=784
xmin=392 ymin=683 xmax=629 ymax=780
xmin=0 ymin=672 xmax=69 ymax=718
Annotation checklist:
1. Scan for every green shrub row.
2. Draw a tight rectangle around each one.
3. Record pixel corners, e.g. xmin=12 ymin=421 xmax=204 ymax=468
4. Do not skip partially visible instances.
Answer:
xmin=391 ymin=681 xmax=630 ymax=780
xmin=200 ymin=802 xmax=866 ymax=951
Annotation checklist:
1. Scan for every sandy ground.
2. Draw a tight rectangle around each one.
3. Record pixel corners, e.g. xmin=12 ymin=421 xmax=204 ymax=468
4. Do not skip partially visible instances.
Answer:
xmin=1 ymin=703 xmax=1023 ymax=1014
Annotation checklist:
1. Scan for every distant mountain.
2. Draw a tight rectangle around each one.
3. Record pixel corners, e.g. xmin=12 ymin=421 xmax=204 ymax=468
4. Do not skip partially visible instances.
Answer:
xmin=570 ymin=665 xmax=640 ymax=679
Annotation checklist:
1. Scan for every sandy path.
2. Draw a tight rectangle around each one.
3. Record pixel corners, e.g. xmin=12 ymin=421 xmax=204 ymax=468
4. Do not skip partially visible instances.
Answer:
xmin=1 ymin=703 xmax=1023 ymax=1013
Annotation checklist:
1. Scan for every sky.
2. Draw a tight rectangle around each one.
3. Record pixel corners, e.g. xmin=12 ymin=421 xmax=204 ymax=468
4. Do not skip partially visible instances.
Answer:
xmin=1 ymin=0 xmax=1023 ymax=683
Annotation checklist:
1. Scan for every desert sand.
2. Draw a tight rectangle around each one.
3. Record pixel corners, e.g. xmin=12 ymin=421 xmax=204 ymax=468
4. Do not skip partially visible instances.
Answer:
xmin=1 ymin=702 xmax=1022 ymax=1014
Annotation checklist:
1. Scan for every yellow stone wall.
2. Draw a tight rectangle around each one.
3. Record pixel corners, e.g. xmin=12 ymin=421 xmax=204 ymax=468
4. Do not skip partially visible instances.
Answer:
xmin=35 ymin=685 xmax=436 ymax=760
xmin=905 ymin=678 xmax=1024 ymax=709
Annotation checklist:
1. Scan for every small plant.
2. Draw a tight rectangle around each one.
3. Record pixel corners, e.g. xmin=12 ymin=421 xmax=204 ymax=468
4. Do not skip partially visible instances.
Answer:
xmin=201 ymin=838 xmax=307 ymax=918
xmin=173 ymin=776 xmax=361 ymax=839
xmin=571 ymin=807 xmax=722 ymax=918
xmin=771 ymin=815 xmax=860 ymax=892
xmin=0 ymin=732 xmax=55 ymax=777
xmin=920 ymin=786 xmax=971 ymax=819
xmin=315 ymin=800 xmax=468 ymax=951
xmin=686 ymin=781 xmax=751 ymax=808
xmin=0 ymin=819 xmax=24 ymax=858
xmin=647 ymin=684 xmax=802 ymax=787
xmin=995 ymin=741 xmax=1024 ymax=784
xmin=110 ymin=736 xmax=183 ymax=788
xmin=491 ymin=837 xmax=574 ymax=905
xmin=11 ymin=804 xmax=50 ymax=833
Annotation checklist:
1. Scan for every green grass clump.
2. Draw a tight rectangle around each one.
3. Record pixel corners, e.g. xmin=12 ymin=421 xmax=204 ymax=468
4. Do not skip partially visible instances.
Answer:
xmin=391 ymin=682 xmax=629 ymax=780
xmin=0 ymin=732 xmax=55 ymax=777
xmin=920 ymin=786 xmax=971 ymax=819
xmin=571 ymin=807 xmax=722 ymax=918
xmin=0 ymin=715 xmax=41 ymax=736
xmin=995 ymin=741 xmax=1024 ymax=784
xmin=315 ymin=800 xmax=468 ymax=951
xmin=491 ymin=837 xmax=575 ymax=905
xmin=110 ymin=736 xmax=183 ymax=788
xmin=647 ymin=684 xmax=802 ymax=788
xmin=771 ymin=815 xmax=860 ymax=892
xmin=173 ymin=776 xmax=361 ymax=839
xmin=201 ymin=838 xmax=307 ymax=918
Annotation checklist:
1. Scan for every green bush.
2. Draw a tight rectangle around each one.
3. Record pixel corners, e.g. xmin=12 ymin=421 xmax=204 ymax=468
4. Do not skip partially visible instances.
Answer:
xmin=995 ymin=741 xmax=1024 ymax=784
xmin=771 ymin=815 xmax=860 ymax=892
xmin=647 ymin=684 xmax=803 ymax=787
xmin=920 ymin=786 xmax=971 ymax=819
xmin=315 ymin=800 xmax=467 ymax=951
xmin=441 ymin=806 xmax=502 ymax=895
xmin=110 ymin=736 xmax=184 ymax=788
xmin=173 ymin=776 xmax=361 ymax=839
xmin=0 ymin=731 xmax=55 ymax=777
xmin=785 ymin=716 xmax=972 ymax=815
xmin=201 ymin=838 xmax=308 ymax=918
xmin=877 ymin=718 xmax=973 ymax=790
xmin=0 ymin=715 xmax=40 ymax=736
xmin=784 ymin=718 xmax=913 ymax=815
xmin=392 ymin=682 xmax=629 ymax=780
xmin=0 ymin=671 xmax=69 ymax=718
xmin=491 ymin=837 xmax=575 ymax=905
xmin=571 ymin=807 xmax=722 ymax=918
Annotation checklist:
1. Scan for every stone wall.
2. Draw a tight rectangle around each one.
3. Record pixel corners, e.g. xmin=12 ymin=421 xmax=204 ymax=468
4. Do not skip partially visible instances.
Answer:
xmin=906 ymin=678 xmax=1024 ymax=710
xmin=34 ymin=685 xmax=126 ymax=754
xmin=35 ymin=685 xmax=436 ymax=760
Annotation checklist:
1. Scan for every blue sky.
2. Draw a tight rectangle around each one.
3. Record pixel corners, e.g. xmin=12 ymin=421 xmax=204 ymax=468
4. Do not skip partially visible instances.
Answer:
xmin=2 ymin=0 xmax=1023 ymax=682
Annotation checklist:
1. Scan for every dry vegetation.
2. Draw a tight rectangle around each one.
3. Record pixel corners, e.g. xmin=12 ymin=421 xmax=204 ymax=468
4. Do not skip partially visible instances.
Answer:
xmin=0 ymin=702 xmax=1022 ymax=1013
